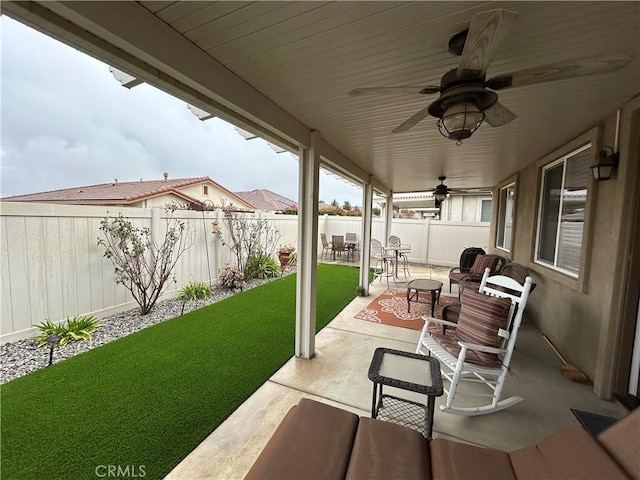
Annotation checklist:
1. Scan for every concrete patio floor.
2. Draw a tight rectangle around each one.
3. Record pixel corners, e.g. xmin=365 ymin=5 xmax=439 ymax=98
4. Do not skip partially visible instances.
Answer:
xmin=167 ymin=263 xmax=628 ymax=479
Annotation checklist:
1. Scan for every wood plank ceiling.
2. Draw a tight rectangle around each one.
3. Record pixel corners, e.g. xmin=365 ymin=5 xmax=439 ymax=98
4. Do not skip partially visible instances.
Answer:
xmin=11 ymin=2 xmax=640 ymax=194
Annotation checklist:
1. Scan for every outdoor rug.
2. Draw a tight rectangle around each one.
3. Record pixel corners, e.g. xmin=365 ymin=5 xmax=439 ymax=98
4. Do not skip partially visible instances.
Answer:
xmin=355 ymin=289 xmax=458 ymax=331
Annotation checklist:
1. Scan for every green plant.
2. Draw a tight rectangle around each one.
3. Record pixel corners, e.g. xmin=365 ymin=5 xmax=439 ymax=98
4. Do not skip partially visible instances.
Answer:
xmin=288 ymin=251 xmax=298 ymax=266
xmin=218 ymin=263 xmax=245 ymax=290
xmin=34 ymin=315 xmax=100 ymax=346
xmin=280 ymin=206 xmax=298 ymax=215
xmin=245 ymin=253 xmax=280 ymax=279
xmin=178 ymin=281 xmax=213 ymax=301
xmin=97 ymin=210 xmax=193 ymax=315
xmin=214 ymin=201 xmax=281 ymax=273
xmin=278 ymin=244 xmax=295 ymax=255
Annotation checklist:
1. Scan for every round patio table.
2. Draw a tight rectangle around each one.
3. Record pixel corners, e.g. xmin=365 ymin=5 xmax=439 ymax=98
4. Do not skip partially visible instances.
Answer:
xmin=406 ymin=279 xmax=443 ymax=317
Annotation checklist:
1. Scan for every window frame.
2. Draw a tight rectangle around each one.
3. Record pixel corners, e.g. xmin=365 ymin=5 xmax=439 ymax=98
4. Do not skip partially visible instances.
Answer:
xmin=496 ymin=182 xmax=516 ymax=253
xmin=478 ymin=197 xmax=493 ymax=222
xmin=534 ymin=143 xmax=592 ymax=279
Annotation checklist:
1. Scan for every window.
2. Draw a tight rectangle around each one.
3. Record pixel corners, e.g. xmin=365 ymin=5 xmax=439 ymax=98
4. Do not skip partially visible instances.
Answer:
xmin=535 ymin=144 xmax=591 ymax=276
xmin=479 ymin=198 xmax=492 ymax=222
xmin=203 ymin=185 xmax=209 ymax=195
xmin=496 ymin=183 xmax=515 ymax=251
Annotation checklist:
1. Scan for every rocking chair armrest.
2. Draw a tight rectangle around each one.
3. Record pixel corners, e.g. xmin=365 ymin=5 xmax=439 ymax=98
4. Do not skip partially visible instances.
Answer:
xmin=421 ymin=316 xmax=458 ymax=328
xmin=457 ymin=341 xmax=507 ymax=355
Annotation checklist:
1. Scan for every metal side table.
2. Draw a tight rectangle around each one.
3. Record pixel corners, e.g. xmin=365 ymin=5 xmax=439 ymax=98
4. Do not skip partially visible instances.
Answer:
xmin=368 ymin=347 xmax=443 ymax=438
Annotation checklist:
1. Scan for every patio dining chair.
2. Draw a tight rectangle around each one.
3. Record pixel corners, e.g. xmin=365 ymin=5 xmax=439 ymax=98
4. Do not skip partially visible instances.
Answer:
xmin=345 ymin=232 xmax=359 ymax=258
xmin=416 ymin=267 xmax=533 ymax=416
xmin=331 ymin=235 xmax=346 ymax=260
xmin=320 ymin=233 xmax=332 ymax=258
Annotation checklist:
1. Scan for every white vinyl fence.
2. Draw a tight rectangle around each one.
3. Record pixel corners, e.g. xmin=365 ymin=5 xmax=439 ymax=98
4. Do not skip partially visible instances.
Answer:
xmin=1 ymin=203 xmax=488 ymax=343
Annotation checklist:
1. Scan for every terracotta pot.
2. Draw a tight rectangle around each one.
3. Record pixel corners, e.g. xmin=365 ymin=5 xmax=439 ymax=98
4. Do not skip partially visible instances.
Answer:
xmin=278 ymin=253 xmax=290 ymax=268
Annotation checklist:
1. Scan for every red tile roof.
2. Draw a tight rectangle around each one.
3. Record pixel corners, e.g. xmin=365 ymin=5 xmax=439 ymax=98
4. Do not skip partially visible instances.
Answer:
xmin=234 ymin=189 xmax=296 ymax=211
xmin=1 ymin=177 xmax=251 ymax=209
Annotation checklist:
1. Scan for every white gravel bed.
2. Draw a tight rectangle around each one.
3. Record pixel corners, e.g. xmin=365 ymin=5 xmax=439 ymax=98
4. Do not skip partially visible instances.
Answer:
xmin=0 ymin=272 xmax=294 ymax=385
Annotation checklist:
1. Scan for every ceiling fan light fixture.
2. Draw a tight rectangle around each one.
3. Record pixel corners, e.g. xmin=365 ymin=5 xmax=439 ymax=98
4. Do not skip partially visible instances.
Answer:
xmin=434 ymin=191 xmax=448 ymax=202
xmin=437 ymin=101 xmax=484 ymax=143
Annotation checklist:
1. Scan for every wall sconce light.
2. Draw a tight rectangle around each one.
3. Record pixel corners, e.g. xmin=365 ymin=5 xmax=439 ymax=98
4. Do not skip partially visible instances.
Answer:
xmin=591 ymin=146 xmax=619 ymax=181
xmin=211 ymin=221 xmax=219 ymax=234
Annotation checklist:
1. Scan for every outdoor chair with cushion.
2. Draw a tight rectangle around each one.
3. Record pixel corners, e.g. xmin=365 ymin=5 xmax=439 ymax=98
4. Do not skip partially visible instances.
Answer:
xmin=500 ymin=262 xmax=537 ymax=293
xmin=417 ymin=267 xmax=533 ymax=415
xmin=461 ymin=260 xmax=537 ymax=297
xmin=448 ymin=247 xmax=485 ymax=292
xmin=450 ymin=253 xmax=506 ymax=297
xmin=440 ymin=262 xmax=536 ymax=333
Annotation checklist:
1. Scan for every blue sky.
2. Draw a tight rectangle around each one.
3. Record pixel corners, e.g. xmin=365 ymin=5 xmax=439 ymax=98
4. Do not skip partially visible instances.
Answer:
xmin=0 ymin=16 xmax=363 ymax=207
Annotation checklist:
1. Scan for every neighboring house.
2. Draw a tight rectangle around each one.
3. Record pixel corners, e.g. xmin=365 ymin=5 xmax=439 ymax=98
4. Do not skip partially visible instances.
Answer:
xmin=1 ymin=173 xmax=255 ymax=211
xmin=376 ymin=192 xmax=492 ymax=221
xmin=233 ymin=189 xmax=296 ymax=212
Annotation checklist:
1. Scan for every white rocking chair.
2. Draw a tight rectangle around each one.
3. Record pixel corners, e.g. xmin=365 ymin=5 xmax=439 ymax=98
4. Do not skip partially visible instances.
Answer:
xmin=416 ymin=268 xmax=533 ymax=416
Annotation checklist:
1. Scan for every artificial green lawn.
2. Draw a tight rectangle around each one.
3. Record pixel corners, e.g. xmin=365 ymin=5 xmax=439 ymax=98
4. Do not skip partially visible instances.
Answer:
xmin=1 ymin=264 xmax=362 ymax=480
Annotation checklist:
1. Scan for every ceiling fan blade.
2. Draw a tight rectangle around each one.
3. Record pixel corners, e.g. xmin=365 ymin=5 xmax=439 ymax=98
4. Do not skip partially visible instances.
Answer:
xmin=484 ymin=102 xmax=517 ymax=127
xmin=349 ymin=86 xmax=440 ymax=96
xmin=392 ymin=106 xmax=430 ymax=133
xmin=486 ymin=53 xmax=631 ymax=90
xmin=457 ymin=9 xmax=519 ymax=80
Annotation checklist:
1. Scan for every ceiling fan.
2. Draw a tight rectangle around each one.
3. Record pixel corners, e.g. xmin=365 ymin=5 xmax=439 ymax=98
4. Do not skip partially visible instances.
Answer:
xmin=428 ymin=176 xmax=490 ymax=202
xmin=348 ymin=9 xmax=631 ymax=143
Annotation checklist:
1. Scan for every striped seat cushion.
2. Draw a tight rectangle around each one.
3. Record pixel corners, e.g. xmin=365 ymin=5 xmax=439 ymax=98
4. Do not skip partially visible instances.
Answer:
xmin=454 ymin=288 xmax=512 ymax=366
xmin=431 ymin=332 xmax=503 ymax=368
xmin=469 ymin=255 xmax=500 ymax=275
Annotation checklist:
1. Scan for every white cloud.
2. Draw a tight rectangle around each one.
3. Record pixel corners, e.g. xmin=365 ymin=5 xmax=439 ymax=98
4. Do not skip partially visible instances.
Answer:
xmin=0 ymin=16 xmax=363 ymax=207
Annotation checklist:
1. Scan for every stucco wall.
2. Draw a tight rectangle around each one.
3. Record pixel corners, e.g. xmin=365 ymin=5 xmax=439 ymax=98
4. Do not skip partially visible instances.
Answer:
xmin=494 ymin=96 xmax=640 ymax=399
xmin=442 ymin=195 xmax=490 ymax=222
xmin=179 ymin=183 xmax=252 ymax=209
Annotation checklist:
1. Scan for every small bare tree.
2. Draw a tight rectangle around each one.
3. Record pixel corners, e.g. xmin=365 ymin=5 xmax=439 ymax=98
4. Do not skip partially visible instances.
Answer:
xmin=214 ymin=201 xmax=281 ymax=273
xmin=97 ymin=210 xmax=193 ymax=315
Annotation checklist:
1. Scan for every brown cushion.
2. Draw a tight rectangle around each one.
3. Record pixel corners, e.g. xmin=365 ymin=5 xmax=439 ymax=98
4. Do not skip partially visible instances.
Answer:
xmin=469 ymin=255 xmax=500 ymax=275
xmin=509 ymin=425 xmax=629 ymax=480
xmin=244 ymin=398 xmax=359 ymax=480
xmin=431 ymin=332 xmax=503 ymax=368
xmin=597 ymin=408 xmax=640 ymax=479
xmin=430 ymin=437 xmax=516 ymax=480
xmin=454 ymin=288 xmax=511 ymax=366
xmin=346 ymin=417 xmax=430 ymax=480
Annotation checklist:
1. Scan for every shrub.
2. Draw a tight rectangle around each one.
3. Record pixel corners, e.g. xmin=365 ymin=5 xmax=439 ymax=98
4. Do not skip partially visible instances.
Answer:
xmin=288 ymin=251 xmax=298 ymax=266
xmin=34 ymin=315 xmax=100 ymax=347
xmin=214 ymin=201 xmax=281 ymax=273
xmin=178 ymin=281 xmax=213 ymax=301
xmin=97 ymin=211 xmax=193 ymax=315
xmin=217 ymin=264 xmax=245 ymax=290
xmin=319 ymin=205 xmax=344 ymax=216
xmin=280 ymin=206 xmax=298 ymax=215
xmin=245 ymin=253 xmax=281 ymax=279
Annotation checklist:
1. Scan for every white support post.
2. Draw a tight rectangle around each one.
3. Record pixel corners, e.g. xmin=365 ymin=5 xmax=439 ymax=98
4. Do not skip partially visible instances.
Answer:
xmin=384 ymin=191 xmax=394 ymax=245
xmin=295 ymin=131 xmax=320 ymax=359
xmin=359 ymin=179 xmax=374 ymax=296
